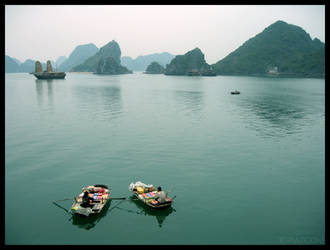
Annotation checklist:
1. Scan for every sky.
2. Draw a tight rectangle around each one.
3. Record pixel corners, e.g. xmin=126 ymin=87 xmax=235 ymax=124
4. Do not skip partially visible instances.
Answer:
xmin=5 ymin=5 xmax=325 ymax=65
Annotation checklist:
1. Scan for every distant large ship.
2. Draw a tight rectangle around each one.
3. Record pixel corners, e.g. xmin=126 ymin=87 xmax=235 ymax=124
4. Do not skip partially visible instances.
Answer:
xmin=31 ymin=60 xmax=66 ymax=79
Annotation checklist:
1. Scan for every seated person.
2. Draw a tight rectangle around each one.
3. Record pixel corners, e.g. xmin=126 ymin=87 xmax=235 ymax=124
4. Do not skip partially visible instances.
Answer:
xmin=81 ymin=190 xmax=94 ymax=208
xmin=154 ymin=186 xmax=167 ymax=204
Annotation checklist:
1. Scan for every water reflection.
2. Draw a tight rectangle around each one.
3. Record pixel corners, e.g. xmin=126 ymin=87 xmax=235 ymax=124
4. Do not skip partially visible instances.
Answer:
xmin=173 ymin=90 xmax=204 ymax=122
xmin=71 ymin=200 xmax=112 ymax=230
xmin=114 ymin=197 xmax=175 ymax=228
xmin=35 ymin=79 xmax=54 ymax=108
xmin=234 ymin=93 xmax=309 ymax=137
xmin=73 ymin=85 xmax=122 ymax=122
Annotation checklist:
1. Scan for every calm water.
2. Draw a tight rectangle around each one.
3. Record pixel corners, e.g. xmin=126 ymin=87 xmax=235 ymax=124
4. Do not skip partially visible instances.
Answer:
xmin=5 ymin=72 xmax=324 ymax=245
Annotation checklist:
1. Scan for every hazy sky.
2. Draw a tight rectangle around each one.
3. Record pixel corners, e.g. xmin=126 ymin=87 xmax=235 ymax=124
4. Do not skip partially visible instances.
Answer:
xmin=5 ymin=5 xmax=325 ymax=64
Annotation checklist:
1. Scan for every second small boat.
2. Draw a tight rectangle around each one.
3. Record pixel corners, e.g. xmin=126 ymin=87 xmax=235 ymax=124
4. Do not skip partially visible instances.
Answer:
xmin=129 ymin=181 xmax=173 ymax=209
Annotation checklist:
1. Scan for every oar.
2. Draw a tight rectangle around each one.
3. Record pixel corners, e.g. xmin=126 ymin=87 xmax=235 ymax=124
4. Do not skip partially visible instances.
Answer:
xmin=52 ymin=201 xmax=73 ymax=215
xmin=53 ymin=198 xmax=74 ymax=202
xmin=166 ymin=187 xmax=176 ymax=196
xmin=108 ymin=199 xmax=127 ymax=212
xmin=109 ymin=197 xmax=140 ymax=201
xmin=113 ymin=206 xmax=144 ymax=215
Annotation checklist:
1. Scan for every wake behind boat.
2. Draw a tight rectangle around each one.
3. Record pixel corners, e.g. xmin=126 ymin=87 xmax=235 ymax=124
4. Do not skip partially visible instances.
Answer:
xmin=129 ymin=181 xmax=173 ymax=209
xmin=71 ymin=184 xmax=111 ymax=216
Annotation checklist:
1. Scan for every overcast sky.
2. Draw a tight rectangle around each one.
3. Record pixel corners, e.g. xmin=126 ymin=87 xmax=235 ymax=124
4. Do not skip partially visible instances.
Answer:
xmin=5 ymin=5 xmax=325 ymax=65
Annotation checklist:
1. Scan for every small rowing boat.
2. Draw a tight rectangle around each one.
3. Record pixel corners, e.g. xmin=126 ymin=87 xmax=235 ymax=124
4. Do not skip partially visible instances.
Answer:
xmin=71 ymin=184 xmax=111 ymax=216
xmin=231 ymin=90 xmax=240 ymax=95
xmin=129 ymin=181 xmax=173 ymax=209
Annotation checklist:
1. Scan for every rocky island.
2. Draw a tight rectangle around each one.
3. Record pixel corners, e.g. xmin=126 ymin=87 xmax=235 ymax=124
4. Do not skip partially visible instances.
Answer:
xmin=58 ymin=43 xmax=99 ymax=72
xmin=164 ymin=48 xmax=215 ymax=76
xmin=144 ymin=61 xmax=165 ymax=74
xmin=121 ymin=52 xmax=174 ymax=71
xmin=7 ymin=20 xmax=324 ymax=79
xmin=72 ymin=40 xmax=132 ymax=74
xmin=212 ymin=20 xmax=325 ymax=78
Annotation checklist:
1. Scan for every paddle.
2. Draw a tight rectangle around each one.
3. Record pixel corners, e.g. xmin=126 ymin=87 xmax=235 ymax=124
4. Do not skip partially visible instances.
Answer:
xmin=52 ymin=201 xmax=73 ymax=215
xmin=108 ymin=199 xmax=127 ymax=213
xmin=53 ymin=198 xmax=74 ymax=202
xmin=109 ymin=197 xmax=140 ymax=201
xmin=166 ymin=187 xmax=176 ymax=196
xmin=113 ymin=206 xmax=144 ymax=215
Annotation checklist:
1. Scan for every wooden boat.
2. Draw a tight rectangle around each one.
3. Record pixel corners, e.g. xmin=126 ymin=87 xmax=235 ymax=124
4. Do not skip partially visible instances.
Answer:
xmin=71 ymin=201 xmax=111 ymax=230
xmin=31 ymin=60 xmax=66 ymax=79
xmin=187 ymin=69 xmax=200 ymax=76
xmin=201 ymin=69 xmax=216 ymax=76
xmin=129 ymin=182 xmax=173 ymax=209
xmin=71 ymin=184 xmax=111 ymax=216
xmin=231 ymin=90 xmax=240 ymax=95
xmin=32 ymin=72 xmax=66 ymax=79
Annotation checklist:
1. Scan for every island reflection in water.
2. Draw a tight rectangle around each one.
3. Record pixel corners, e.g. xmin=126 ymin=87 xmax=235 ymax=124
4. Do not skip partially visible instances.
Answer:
xmin=232 ymin=90 xmax=316 ymax=138
xmin=72 ymin=85 xmax=123 ymax=122
xmin=173 ymin=90 xmax=204 ymax=122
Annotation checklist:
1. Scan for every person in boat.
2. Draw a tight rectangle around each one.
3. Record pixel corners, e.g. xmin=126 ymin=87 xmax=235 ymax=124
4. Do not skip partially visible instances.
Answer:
xmin=81 ymin=189 xmax=93 ymax=208
xmin=154 ymin=186 xmax=167 ymax=204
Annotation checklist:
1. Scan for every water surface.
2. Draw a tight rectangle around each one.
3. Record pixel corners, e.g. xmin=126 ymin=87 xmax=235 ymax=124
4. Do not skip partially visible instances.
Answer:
xmin=5 ymin=72 xmax=324 ymax=245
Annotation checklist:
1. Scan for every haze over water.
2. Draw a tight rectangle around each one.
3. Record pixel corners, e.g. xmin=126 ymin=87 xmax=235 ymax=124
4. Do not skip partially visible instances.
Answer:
xmin=5 ymin=72 xmax=324 ymax=244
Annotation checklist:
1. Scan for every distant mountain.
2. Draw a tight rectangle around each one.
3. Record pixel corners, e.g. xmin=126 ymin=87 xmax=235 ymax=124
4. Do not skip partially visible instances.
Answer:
xmin=212 ymin=20 xmax=325 ymax=78
xmin=121 ymin=52 xmax=175 ymax=71
xmin=55 ymin=56 xmax=67 ymax=67
xmin=5 ymin=56 xmax=20 ymax=73
xmin=19 ymin=59 xmax=35 ymax=72
xmin=73 ymin=40 xmax=131 ymax=74
xmin=58 ymin=43 xmax=99 ymax=72
xmin=12 ymin=57 xmax=21 ymax=66
xmin=165 ymin=48 xmax=211 ymax=75
xmin=5 ymin=56 xmax=56 ymax=73
xmin=19 ymin=59 xmax=55 ymax=73
xmin=145 ymin=61 xmax=165 ymax=74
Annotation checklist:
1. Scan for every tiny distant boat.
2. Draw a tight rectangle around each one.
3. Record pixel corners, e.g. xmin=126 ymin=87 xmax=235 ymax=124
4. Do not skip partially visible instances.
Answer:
xmin=129 ymin=181 xmax=173 ymax=209
xmin=186 ymin=69 xmax=200 ymax=76
xmin=71 ymin=184 xmax=111 ymax=216
xmin=31 ymin=60 xmax=66 ymax=79
xmin=201 ymin=69 xmax=216 ymax=76
xmin=231 ymin=90 xmax=240 ymax=95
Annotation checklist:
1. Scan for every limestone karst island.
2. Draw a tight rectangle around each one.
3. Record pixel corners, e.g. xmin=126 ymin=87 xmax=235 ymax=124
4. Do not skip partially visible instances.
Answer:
xmin=5 ymin=21 xmax=325 ymax=79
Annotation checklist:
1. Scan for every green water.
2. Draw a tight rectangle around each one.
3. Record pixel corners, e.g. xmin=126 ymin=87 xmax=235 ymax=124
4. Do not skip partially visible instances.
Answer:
xmin=5 ymin=72 xmax=324 ymax=245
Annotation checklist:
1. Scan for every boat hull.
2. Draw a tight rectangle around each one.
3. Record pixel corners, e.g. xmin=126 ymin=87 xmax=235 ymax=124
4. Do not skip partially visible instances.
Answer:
xmin=132 ymin=191 xmax=173 ymax=209
xmin=32 ymin=72 xmax=66 ymax=79
xmin=71 ymin=184 xmax=111 ymax=216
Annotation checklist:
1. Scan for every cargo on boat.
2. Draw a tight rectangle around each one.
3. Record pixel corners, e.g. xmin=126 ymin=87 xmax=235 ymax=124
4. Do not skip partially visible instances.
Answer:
xmin=129 ymin=181 xmax=173 ymax=209
xmin=71 ymin=184 xmax=111 ymax=216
